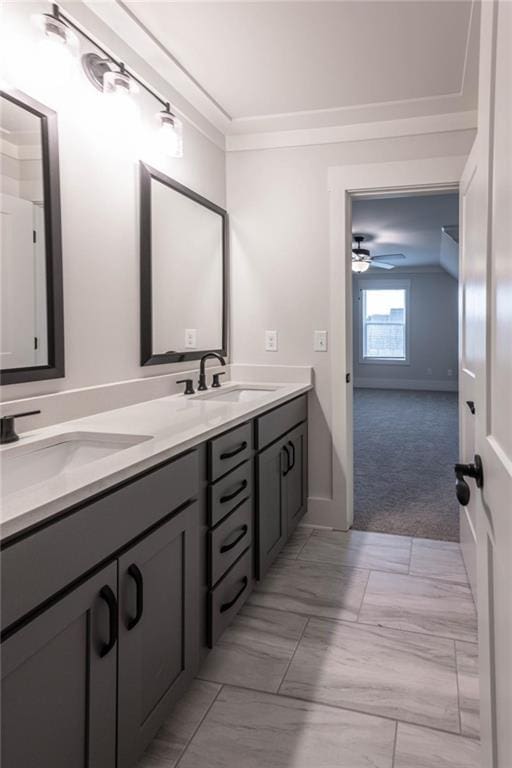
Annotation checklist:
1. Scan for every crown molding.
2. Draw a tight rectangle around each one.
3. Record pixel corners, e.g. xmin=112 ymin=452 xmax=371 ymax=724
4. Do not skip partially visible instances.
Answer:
xmin=226 ymin=111 xmax=477 ymax=152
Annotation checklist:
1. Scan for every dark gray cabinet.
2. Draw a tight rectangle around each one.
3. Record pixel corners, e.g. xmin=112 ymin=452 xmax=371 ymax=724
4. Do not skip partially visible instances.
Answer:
xmin=256 ymin=439 xmax=288 ymax=578
xmin=256 ymin=406 xmax=308 ymax=579
xmin=117 ymin=504 xmax=199 ymax=768
xmin=1 ymin=562 xmax=118 ymax=768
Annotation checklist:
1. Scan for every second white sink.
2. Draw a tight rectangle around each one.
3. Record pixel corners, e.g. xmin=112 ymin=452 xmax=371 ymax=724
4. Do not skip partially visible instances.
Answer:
xmin=1 ymin=431 xmax=151 ymax=499
xmin=194 ymin=386 xmax=278 ymax=403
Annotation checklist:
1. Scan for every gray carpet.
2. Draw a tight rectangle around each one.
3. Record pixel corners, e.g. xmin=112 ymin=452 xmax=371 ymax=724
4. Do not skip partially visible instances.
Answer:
xmin=353 ymin=388 xmax=459 ymax=541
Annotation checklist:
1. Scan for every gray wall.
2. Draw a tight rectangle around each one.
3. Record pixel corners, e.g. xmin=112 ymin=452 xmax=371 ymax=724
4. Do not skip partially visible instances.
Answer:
xmin=353 ymin=270 xmax=458 ymax=391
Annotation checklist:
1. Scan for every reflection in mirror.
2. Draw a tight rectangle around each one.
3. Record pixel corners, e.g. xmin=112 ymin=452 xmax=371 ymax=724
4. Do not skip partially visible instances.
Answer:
xmin=0 ymin=90 xmax=64 ymax=384
xmin=140 ymin=163 xmax=227 ymax=366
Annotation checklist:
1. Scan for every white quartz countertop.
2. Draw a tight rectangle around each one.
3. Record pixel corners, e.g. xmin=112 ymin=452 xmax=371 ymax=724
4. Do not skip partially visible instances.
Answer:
xmin=0 ymin=381 xmax=311 ymax=541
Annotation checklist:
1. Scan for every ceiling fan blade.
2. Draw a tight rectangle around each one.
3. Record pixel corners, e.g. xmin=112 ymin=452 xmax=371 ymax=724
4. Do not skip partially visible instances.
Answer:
xmin=371 ymin=261 xmax=395 ymax=269
xmin=372 ymin=253 xmax=406 ymax=260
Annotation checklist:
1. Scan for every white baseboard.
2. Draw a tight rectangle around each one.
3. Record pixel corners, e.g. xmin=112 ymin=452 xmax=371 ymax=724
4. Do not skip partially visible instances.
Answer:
xmin=354 ymin=378 xmax=458 ymax=392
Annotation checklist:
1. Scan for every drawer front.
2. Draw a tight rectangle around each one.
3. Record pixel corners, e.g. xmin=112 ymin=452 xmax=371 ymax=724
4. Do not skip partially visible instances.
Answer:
xmin=209 ymin=497 xmax=253 ymax=587
xmin=208 ymin=548 xmax=253 ymax=647
xmin=209 ymin=460 xmax=252 ymax=528
xmin=1 ymin=451 xmax=199 ymax=632
xmin=208 ymin=422 xmax=253 ymax=482
xmin=255 ymin=395 xmax=307 ymax=450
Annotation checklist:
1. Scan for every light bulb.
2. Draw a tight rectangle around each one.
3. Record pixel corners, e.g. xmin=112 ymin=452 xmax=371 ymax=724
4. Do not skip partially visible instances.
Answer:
xmin=352 ymin=260 xmax=371 ymax=273
xmin=156 ymin=107 xmax=183 ymax=158
xmin=102 ymin=67 xmax=140 ymax=124
xmin=32 ymin=12 xmax=79 ymax=89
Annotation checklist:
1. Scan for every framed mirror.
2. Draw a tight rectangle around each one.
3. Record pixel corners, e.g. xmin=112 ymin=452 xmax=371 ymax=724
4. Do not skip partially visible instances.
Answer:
xmin=140 ymin=163 xmax=227 ymax=366
xmin=0 ymin=90 xmax=64 ymax=385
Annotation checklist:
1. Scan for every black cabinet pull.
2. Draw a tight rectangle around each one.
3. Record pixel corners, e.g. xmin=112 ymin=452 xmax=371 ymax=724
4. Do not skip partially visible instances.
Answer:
xmin=287 ymin=440 xmax=296 ymax=471
xmin=220 ymin=524 xmax=249 ymax=553
xmin=99 ymin=585 xmax=118 ymax=657
xmin=220 ymin=441 xmax=248 ymax=460
xmin=282 ymin=445 xmax=291 ymax=476
xmin=220 ymin=576 xmax=248 ymax=614
xmin=126 ymin=564 xmax=144 ymax=630
xmin=220 ymin=479 xmax=248 ymax=504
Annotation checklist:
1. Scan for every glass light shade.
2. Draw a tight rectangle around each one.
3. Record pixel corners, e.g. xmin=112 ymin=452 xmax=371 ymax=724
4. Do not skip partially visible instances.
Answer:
xmin=33 ymin=13 xmax=79 ymax=72
xmin=352 ymin=260 xmax=371 ymax=273
xmin=156 ymin=110 xmax=183 ymax=158
xmin=101 ymin=69 xmax=140 ymax=127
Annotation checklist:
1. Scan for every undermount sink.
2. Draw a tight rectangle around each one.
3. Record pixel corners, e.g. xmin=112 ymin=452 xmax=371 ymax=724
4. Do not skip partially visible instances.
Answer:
xmin=194 ymin=386 xmax=278 ymax=403
xmin=0 ymin=431 xmax=151 ymax=498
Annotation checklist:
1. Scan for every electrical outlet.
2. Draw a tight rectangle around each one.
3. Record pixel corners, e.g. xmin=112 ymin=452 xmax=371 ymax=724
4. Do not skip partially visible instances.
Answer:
xmin=427 ymin=367 xmax=433 ymax=376
xmin=265 ymin=330 xmax=278 ymax=352
xmin=314 ymin=330 xmax=328 ymax=351
xmin=185 ymin=329 xmax=197 ymax=349
xmin=447 ymin=369 xmax=453 ymax=377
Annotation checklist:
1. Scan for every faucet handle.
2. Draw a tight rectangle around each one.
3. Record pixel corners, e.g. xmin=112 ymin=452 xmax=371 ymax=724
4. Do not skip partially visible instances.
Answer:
xmin=211 ymin=372 xmax=226 ymax=388
xmin=176 ymin=379 xmax=195 ymax=396
xmin=0 ymin=410 xmax=41 ymax=444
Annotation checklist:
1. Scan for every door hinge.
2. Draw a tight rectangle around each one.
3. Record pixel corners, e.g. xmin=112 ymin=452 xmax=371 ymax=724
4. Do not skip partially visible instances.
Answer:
xmin=466 ymin=400 xmax=476 ymax=415
xmin=346 ymin=373 xmax=351 ymax=383
xmin=33 ymin=230 xmax=37 ymax=244
xmin=34 ymin=336 xmax=38 ymax=350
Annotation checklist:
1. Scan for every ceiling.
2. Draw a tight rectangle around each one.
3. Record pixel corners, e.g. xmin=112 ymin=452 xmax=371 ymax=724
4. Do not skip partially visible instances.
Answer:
xmin=88 ymin=0 xmax=480 ymax=137
xmin=351 ymin=193 xmax=459 ymax=269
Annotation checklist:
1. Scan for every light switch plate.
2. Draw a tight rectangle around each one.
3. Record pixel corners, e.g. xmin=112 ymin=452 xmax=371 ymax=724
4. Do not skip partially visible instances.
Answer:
xmin=265 ymin=330 xmax=278 ymax=352
xmin=185 ymin=329 xmax=197 ymax=349
xmin=314 ymin=330 xmax=328 ymax=351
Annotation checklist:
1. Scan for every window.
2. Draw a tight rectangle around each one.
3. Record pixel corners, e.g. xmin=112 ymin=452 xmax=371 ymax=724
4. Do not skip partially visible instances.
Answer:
xmin=360 ymin=282 xmax=409 ymax=363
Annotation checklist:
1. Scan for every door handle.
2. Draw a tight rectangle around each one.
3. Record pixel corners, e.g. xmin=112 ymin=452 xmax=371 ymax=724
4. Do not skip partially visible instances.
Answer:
xmin=454 ymin=455 xmax=483 ymax=506
xmin=282 ymin=445 xmax=291 ymax=476
xmin=287 ymin=440 xmax=296 ymax=471
xmin=220 ymin=479 xmax=248 ymax=504
xmin=219 ymin=576 xmax=249 ymax=613
xmin=220 ymin=524 xmax=249 ymax=553
xmin=220 ymin=441 xmax=248 ymax=460
xmin=99 ymin=585 xmax=118 ymax=657
xmin=126 ymin=564 xmax=144 ymax=630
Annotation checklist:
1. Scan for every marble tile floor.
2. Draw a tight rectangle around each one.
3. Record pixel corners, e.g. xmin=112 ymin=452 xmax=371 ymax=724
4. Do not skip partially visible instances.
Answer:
xmin=137 ymin=528 xmax=480 ymax=768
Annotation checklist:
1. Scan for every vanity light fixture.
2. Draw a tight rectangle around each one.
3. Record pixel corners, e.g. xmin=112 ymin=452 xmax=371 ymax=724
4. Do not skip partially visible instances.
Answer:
xmin=156 ymin=103 xmax=183 ymax=158
xmin=33 ymin=3 xmax=184 ymax=156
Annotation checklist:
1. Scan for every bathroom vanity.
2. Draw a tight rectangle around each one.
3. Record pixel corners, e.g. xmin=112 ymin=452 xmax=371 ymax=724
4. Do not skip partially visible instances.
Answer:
xmin=0 ymin=384 xmax=309 ymax=768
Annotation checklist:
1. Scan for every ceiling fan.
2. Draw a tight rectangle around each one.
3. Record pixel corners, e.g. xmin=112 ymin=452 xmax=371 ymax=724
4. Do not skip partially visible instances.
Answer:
xmin=351 ymin=235 xmax=406 ymax=273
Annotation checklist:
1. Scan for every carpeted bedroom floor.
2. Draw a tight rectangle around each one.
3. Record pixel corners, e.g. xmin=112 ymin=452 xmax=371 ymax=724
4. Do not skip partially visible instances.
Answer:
xmin=353 ymin=388 xmax=459 ymax=541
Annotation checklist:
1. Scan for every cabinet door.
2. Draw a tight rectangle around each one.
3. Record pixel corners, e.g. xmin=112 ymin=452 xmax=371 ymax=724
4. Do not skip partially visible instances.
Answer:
xmin=256 ymin=439 xmax=287 ymax=579
xmin=1 ymin=563 xmax=117 ymax=768
xmin=117 ymin=503 xmax=199 ymax=768
xmin=285 ymin=422 xmax=308 ymax=536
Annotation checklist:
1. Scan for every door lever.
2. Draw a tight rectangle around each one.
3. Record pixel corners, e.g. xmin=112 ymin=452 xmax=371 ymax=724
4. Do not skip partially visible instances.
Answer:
xmin=454 ymin=455 xmax=483 ymax=506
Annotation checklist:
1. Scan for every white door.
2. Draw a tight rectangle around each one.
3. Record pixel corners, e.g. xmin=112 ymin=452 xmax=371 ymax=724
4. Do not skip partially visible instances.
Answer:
xmin=0 ymin=192 xmax=37 ymax=368
xmin=459 ymin=1 xmax=512 ymax=765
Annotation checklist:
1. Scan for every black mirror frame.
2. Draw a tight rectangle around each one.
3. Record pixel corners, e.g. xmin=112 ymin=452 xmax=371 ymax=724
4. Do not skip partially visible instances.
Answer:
xmin=0 ymin=89 xmax=65 ymax=386
xmin=140 ymin=162 xmax=228 ymax=366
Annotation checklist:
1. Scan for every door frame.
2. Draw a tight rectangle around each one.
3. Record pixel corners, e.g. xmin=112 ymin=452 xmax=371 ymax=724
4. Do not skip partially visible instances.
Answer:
xmin=320 ymin=155 xmax=468 ymax=531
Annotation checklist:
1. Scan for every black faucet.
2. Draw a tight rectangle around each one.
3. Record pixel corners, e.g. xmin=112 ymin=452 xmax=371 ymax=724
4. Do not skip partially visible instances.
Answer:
xmin=198 ymin=353 xmax=226 ymax=391
xmin=0 ymin=410 xmax=41 ymax=444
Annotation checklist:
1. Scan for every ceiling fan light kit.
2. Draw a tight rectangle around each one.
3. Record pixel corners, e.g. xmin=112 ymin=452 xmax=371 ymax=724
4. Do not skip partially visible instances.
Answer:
xmin=351 ymin=234 xmax=404 ymax=272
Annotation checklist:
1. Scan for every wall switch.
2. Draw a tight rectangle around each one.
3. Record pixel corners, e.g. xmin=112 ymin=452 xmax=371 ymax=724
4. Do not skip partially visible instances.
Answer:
xmin=427 ymin=367 xmax=433 ymax=376
xmin=265 ymin=330 xmax=278 ymax=352
xmin=314 ymin=330 xmax=328 ymax=352
xmin=185 ymin=329 xmax=197 ymax=349
xmin=447 ymin=369 xmax=453 ymax=377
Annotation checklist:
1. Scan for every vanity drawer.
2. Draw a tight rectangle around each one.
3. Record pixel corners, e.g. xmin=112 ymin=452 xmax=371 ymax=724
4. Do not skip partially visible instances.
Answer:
xmin=209 ymin=497 xmax=253 ymax=587
xmin=255 ymin=395 xmax=307 ymax=450
xmin=1 ymin=450 xmax=199 ymax=632
xmin=208 ymin=460 xmax=252 ymax=527
xmin=208 ymin=548 xmax=253 ymax=647
xmin=208 ymin=422 xmax=253 ymax=481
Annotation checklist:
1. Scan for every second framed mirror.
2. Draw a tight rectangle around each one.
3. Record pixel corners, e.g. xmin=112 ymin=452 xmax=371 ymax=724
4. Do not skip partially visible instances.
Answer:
xmin=140 ymin=163 xmax=227 ymax=366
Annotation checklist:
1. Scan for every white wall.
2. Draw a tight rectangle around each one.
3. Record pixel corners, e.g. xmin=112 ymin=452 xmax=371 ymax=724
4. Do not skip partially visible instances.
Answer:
xmin=1 ymin=1 xmax=225 ymax=403
xmin=227 ymin=130 xmax=474 ymax=510
xmin=352 ymin=269 xmax=459 ymax=391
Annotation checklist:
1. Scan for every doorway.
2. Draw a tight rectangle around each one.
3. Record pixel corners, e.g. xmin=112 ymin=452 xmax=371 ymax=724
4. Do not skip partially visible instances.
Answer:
xmin=350 ymin=191 xmax=460 ymax=540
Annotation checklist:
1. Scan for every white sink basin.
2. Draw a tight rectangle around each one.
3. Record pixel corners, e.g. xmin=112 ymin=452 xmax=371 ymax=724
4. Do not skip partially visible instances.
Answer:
xmin=194 ymin=386 xmax=278 ymax=403
xmin=0 ymin=431 xmax=151 ymax=498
